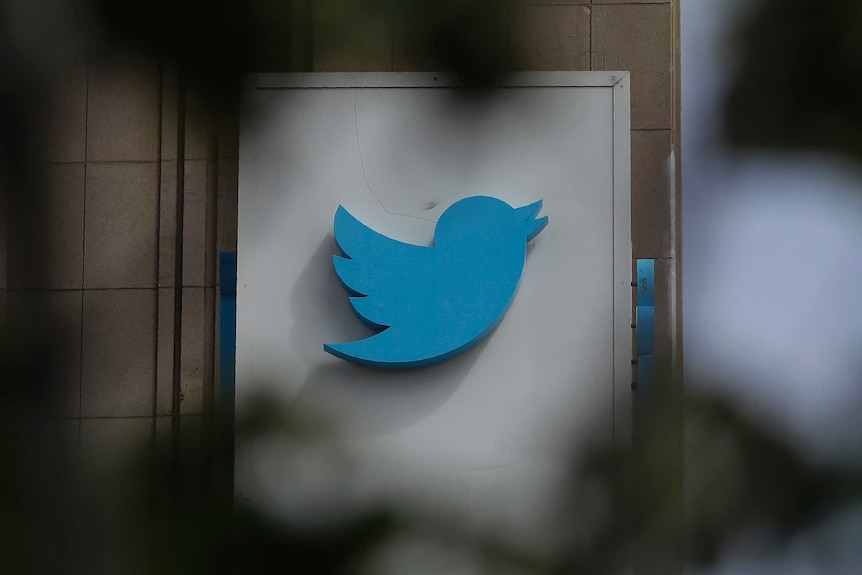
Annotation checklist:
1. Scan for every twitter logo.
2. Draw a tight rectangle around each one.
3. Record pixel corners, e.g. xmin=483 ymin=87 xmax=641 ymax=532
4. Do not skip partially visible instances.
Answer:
xmin=324 ymin=196 xmax=548 ymax=369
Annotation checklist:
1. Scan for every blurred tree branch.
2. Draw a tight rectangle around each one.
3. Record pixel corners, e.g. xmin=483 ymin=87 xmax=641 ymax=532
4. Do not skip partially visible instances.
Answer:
xmin=5 ymin=0 xmax=862 ymax=573
xmin=726 ymin=0 xmax=862 ymax=163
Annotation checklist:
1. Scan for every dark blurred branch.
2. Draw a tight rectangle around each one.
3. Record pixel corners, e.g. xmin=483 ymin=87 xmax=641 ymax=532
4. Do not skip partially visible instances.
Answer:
xmin=726 ymin=0 xmax=862 ymax=163
xmin=6 ymin=0 xmax=862 ymax=572
xmin=553 ymin=392 xmax=862 ymax=574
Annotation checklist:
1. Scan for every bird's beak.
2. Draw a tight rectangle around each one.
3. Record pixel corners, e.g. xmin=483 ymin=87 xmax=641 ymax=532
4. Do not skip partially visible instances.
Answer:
xmin=515 ymin=200 xmax=543 ymax=221
xmin=515 ymin=200 xmax=549 ymax=243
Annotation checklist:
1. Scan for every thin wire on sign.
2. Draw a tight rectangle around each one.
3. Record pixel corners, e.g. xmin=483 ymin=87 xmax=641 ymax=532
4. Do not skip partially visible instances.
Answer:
xmin=353 ymin=88 xmax=437 ymax=224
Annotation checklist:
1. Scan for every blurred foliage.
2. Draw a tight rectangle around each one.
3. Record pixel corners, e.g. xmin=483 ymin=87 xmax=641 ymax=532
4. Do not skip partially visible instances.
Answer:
xmin=389 ymin=0 xmax=513 ymax=86
xmin=91 ymin=0 xmax=514 ymax=105
xmin=576 ymin=395 xmax=862 ymax=571
xmin=3 ymin=0 xmax=862 ymax=573
xmin=725 ymin=0 xmax=862 ymax=162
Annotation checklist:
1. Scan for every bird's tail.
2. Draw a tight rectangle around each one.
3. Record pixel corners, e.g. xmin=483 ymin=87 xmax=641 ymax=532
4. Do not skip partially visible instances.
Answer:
xmin=324 ymin=327 xmax=450 ymax=370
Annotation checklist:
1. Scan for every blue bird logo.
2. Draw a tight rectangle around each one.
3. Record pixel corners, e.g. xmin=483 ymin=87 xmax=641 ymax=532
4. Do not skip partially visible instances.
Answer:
xmin=324 ymin=196 xmax=548 ymax=369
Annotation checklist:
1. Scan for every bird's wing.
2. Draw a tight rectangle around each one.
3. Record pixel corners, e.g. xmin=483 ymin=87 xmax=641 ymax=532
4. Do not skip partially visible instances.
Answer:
xmin=332 ymin=206 xmax=434 ymax=329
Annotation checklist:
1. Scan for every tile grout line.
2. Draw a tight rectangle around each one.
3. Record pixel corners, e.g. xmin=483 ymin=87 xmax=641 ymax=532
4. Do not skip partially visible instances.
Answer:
xmin=153 ymin=52 xmax=165 ymax=459
xmin=203 ymin=105 xmax=220 ymax=499
xmin=5 ymin=285 xmax=217 ymax=293
xmin=74 ymin=415 xmax=178 ymax=421
xmin=78 ymin=61 xmax=89 ymax=440
xmin=171 ymin=65 xmax=187 ymax=508
xmin=389 ymin=3 xmax=394 ymax=72
xmin=589 ymin=1 xmax=593 ymax=71
xmin=20 ymin=159 xmax=168 ymax=165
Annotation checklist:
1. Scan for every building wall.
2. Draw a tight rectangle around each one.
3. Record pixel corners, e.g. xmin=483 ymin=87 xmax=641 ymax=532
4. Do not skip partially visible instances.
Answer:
xmin=2 ymin=0 xmax=680 ymax=508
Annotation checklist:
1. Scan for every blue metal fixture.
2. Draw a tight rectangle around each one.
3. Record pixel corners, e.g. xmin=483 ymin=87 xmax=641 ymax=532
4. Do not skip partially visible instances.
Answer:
xmin=636 ymin=259 xmax=655 ymax=393
xmin=219 ymin=252 xmax=237 ymax=417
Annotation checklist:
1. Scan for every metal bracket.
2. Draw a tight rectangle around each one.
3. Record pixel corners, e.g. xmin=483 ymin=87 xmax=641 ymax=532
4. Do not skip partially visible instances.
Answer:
xmin=636 ymin=259 xmax=655 ymax=393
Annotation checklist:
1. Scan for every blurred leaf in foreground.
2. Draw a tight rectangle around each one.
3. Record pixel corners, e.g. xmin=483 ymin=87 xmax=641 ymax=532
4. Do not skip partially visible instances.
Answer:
xmin=726 ymin=0 xmax=862 ymax=162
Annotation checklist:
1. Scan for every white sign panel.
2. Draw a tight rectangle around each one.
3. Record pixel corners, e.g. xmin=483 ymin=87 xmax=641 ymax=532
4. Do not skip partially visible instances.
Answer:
xmin=237 ymin=72 xmax=631 ymax=537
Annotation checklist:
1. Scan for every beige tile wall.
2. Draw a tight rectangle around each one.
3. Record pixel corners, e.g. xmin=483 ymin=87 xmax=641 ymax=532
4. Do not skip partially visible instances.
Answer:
xmin=4 ymin=48 xmax=222 ymax=488
xmin=2 ymin=0 xmax=680 ymax=522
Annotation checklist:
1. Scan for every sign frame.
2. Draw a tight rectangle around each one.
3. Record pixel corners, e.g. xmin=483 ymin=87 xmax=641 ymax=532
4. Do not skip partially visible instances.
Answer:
xmin=238 ymin=71 xmax=633 ymax=451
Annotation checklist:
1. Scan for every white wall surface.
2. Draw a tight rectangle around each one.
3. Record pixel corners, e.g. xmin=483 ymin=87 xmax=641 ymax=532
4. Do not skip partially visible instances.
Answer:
xmin=236 ymin=73 xmax=631 ymax=545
